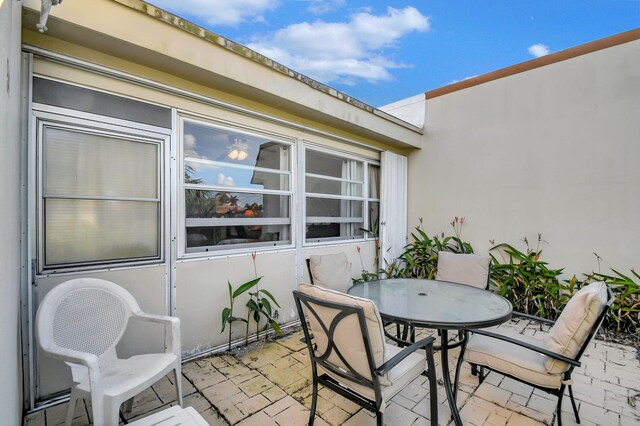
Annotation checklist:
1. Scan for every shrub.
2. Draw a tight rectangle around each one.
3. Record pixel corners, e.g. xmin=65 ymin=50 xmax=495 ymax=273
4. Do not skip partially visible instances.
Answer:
xmin=489 ymin=242 xmax=569 ymax=320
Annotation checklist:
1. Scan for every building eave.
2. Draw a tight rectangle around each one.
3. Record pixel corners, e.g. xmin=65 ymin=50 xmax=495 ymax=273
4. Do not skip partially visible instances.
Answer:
xmin=22 ymin=0 xmax=422 ymax=150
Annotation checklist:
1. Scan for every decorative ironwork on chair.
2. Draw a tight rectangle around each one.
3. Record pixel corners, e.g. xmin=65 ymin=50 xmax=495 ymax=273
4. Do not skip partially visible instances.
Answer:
xmin=294 ymin=284 xmax=438 ymax=426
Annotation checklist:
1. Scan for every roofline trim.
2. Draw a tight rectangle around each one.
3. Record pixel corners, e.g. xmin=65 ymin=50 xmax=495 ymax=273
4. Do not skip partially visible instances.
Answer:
xmin=113 ymin=0 xmax=420 ymax=133
xmin=425 ymin=28 xmax=640 ymax=100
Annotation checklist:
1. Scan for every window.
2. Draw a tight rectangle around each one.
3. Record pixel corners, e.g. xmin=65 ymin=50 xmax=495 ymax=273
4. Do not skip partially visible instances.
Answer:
xmin=39 ymin=124 xmax=163 ymax=270
xmin=304 ymin=148 xmax=379 ymax=243
xmin=181 ymin=120 xmax=293 ymax=253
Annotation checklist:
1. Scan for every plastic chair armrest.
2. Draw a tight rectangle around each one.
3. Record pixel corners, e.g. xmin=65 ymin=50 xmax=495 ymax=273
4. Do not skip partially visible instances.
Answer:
xmin=376 ymin=336 xmax=436 ymax=376
xmin=39 ymin=345 xmax=101 ymax=381
xmin=468 ymin=328 xmax=580 ymax=366
xmin=132 ymin=312 xmax=181 ymax=356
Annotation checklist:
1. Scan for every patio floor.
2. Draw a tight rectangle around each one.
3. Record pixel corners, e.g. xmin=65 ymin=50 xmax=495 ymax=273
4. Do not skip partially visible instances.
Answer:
xmin=25 ymin=318 xmax=639 ymax=426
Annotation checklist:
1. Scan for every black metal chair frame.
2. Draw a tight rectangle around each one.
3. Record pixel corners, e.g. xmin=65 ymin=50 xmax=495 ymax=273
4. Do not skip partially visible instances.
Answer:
xmin=293 ymin=290 xmax=439 ymax=426
xmin=306 ymin=258 xmax=314 ymax=284
xmin=464 ymin=286 xmax=614 ymax=426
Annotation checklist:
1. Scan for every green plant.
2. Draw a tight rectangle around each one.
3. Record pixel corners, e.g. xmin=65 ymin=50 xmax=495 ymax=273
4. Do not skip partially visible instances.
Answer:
xmin=489 ymin=240 xmax=568 ymax=319
xmin=587 ymin=268 xmax=640 ymax=336
xmin=394 ymin=217 xmax=474 ymax=278
xmin=352 ymin=245 xmax=380 ymax=285
xmin=221 ymin=277 xmax=258 ymax=351
xmin=245 ymin=252 xmax=282 ymax=344
xmin=220 ymin=253 xmax=282 ymax=351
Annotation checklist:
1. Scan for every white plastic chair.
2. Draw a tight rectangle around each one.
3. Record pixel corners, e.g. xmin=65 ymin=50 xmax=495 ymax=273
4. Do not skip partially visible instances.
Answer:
xmin=36 ymin=278 xmax=183 ymax=426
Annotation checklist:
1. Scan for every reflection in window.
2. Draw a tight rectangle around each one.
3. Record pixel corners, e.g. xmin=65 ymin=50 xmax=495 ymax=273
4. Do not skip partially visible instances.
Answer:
xmin=182 ymin=120 xmax=292 ymax=252
xmin=304 ymin=149 xmax=379 ymax=243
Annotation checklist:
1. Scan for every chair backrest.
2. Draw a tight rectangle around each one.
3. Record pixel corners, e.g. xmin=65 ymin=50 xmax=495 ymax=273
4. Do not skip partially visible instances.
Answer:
xmin=435 ymin=251 xmax=491 ymax=289
xmin=308 ymin=253 xmax=352 ymax=293
xmin=294 ymin=284 xmax=390 ymax=390
xmin=36 ymin=278 xmax=141 ymax=361
xmin=544 ymin=281 xmax=613 ymax=373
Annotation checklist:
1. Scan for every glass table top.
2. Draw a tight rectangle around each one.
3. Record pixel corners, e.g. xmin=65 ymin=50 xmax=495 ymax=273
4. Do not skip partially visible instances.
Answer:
xmin=347 ymin=278 xmax=513 ymax=329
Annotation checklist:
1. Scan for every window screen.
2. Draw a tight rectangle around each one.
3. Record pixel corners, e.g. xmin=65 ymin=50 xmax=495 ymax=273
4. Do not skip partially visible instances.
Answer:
xmin=41 ymin=126 xmax=161 ymax=269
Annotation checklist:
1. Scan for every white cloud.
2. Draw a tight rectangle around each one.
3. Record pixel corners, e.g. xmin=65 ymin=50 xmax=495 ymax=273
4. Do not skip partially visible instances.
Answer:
xmin=217 ymin=173 xmax=235 ymax=186
xmin=528 ymin=43 xmax=550 ymax=58
xmin=448 ymin=75 xmax=479 ymax=85
xmin=184 ymin=134 xmax=204 ymax=159
xmin=248 ymin=6 xmax=429 ymax=85
xmin=148 ymin=0 xmax=278 ymax=26
xmin=307 ymin=0 xmax=345 ymax=15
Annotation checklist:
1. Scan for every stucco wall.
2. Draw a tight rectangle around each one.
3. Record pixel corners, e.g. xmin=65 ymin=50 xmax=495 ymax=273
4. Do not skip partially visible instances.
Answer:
xmin=408 ymin=39 xmax=640 ymax=277
xmin=0 ymin=0 xmax=24 ymax=423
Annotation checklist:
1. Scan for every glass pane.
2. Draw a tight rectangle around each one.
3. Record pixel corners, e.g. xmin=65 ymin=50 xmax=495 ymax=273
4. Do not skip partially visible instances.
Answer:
xmin=368 ymin=201 xmax=380 ymax=234
xmin=33 ymin=78 xmax=171 ymax=128
xmin=185 ymin=161 xmax=289 ymax=191
xmin=183 ymin=122 xmax=290 ymax=171
xmin=306 ymin=197 xmax=363 ymax=218
xmin=185 ymin=191 xmax=289 ymax=219
xmin=45 ymin=199 xmax=159 ymax=266
xmin=305 ymin=223 xmax=363 ymax=240
xmin=305 ymin=149 xmax=363 ymax=180
xmin=369 ymin=165 xmax=380 ymax=199
xmin=305 ymin=175 xmax=362 ymax=197
xmin=187 ymin=225 xmax=290 ymax=248
xmin=44 ymin=127 xmax=158 ymax=199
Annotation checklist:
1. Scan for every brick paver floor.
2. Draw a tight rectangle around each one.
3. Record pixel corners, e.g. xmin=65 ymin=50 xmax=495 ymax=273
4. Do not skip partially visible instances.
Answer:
xmin=25 ymin=318 xmax=640 ymax=425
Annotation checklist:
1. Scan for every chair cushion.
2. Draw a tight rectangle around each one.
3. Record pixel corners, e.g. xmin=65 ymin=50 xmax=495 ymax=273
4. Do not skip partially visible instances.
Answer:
xmin=435 ymin=252 xmax=490 ymax=289
xmin=309 ymin=253 xmax=352 ymax=293
xmin=464 ymin=328 xmax=564 ymax=389
xmin=544 ymin=281 xmax=608 ymax=373
xmin=297 ymin=283 xmax=389 ymax=386
xmin=323 ymin=343 xmax=426 ymax=412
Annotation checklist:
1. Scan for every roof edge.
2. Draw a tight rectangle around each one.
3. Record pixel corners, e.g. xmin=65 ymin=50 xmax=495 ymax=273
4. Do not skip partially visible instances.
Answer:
xmin=112 ymin=0 xmax=421 ymax=133
xmin=425 ymin=28 xmax=640 ymax=100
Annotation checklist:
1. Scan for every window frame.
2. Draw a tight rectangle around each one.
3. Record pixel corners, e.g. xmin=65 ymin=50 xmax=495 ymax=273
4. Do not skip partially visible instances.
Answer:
xmin=34 ymin=109 xmax=170 ymax=273
xmin=178 ymin=115 xmax=296 ymax=258
xmin=302 ymin=143 xmax=380 ymax=246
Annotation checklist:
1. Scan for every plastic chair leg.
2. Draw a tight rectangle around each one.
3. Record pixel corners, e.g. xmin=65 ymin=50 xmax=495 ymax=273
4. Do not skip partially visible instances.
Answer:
xmin=90 ymin=393 xmax=105 ymax=426
xmin=103 ymin=398 xmax=121 ymax=426
xmin=173 ymin=367 xmax=184 ymax=407
xmin=64 ymin=389 xmax=80 ymax=426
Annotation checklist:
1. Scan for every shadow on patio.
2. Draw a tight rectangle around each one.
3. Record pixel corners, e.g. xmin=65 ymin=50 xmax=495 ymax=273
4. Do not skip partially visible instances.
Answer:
xmin=25 ymin=317 xmax=639 ymax=426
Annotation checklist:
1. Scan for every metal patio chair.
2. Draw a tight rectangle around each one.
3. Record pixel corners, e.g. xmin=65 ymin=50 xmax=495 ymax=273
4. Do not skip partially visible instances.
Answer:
xmin=36 ymin=278 xmax=183 ymax=426
xmin=294 ymin=283 xmax=438 ymax=426
xmin=463 ymin=281 xmax=613 ymax=426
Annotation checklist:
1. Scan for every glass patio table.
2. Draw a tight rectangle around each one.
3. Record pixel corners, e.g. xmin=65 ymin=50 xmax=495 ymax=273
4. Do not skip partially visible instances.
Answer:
xmin=348 ymin=278 xmax=512 ymax=426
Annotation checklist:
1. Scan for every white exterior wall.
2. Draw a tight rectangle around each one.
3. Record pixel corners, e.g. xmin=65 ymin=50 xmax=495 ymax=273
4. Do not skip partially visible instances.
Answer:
xmin=409 ymin=39 xmax=640 ymax=277
xmin=0 ymin=0 xmax=24 ymax=423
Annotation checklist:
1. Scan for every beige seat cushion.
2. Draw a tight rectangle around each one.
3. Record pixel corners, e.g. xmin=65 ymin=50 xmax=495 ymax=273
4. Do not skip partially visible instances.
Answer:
xmin=297 ymin=283 xmax=389 ymax=386
xmin=435 ymin=252 xmax=490 ymax=289
xmin=329 ymin=343 xmax=426 ymax=411
xmin=544 ymin=281 xmax=608 ymax=373
xmin=309 ymin=253 xmax=352 ymax=293
xmin=464 ymin=328 xmax=565 ymax=389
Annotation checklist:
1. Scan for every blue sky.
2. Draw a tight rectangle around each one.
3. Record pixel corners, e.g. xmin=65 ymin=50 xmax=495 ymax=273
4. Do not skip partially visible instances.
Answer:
xmin=147 ymin=0 xmax=639 ymax=107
